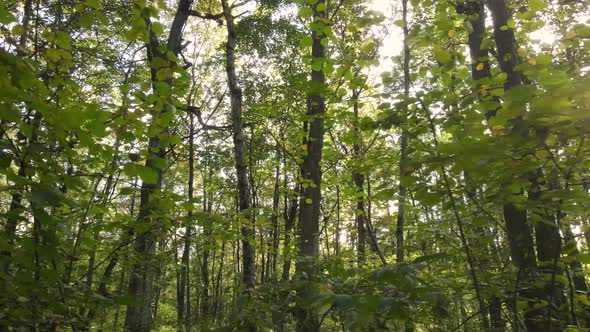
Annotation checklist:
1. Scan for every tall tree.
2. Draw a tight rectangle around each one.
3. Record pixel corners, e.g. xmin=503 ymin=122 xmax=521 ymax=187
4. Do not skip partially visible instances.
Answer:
xmin=396 ymin=0 xmax=410 ymax=267
xmin=124 ymin=1 xmax=194 ymax=330
xmin=458 ymin=0 xmax=504 ymax=329
xmin=487 ymin=0 xmax=564 ymax=330
xmin=220 ymin=0 xmax=257 ymax=330
xmin=295 ymin=0 xmax=328 ymax=329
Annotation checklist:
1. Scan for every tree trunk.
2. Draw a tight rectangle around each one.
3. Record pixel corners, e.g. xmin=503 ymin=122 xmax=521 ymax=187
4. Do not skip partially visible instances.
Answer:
xmin=221 ymin=0 xmax=256 ymax=329
xmin=463 ymin=2 xmax=504 ymax=329
xmin=178 ymin=112 xmax=195 ymax=331
xmin=334 ymin=185 xmax=341 ymax=255
xmin=352 ymin=90 xmax=366 ymax=266
xmin=530 ymin=172 xmax=565 ymax=327
xmin=396 ymin=0 xmax=410 ymax=267
xmin=125 ymin=1 xmax=193 ymax=330
xmin=270 ymin=146 xmax=281 ymax=281
xmin=486 ymin=0 xmax=562 ymax=330
xmin=281 ymin=182 xmax=299 ymax=282
xmin=295 ymin=0 xmax=327 ymax=329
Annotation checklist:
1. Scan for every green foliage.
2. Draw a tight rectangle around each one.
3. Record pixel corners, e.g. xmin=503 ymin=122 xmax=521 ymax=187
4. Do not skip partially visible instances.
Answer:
xmin=0 ymin=0 xmax=589 ymax=330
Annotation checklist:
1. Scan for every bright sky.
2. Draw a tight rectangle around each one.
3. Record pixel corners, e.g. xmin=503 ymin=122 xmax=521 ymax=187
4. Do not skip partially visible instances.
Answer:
xmin=370 ymin=0 xmax=403 ymax=75
xmin=368 ymin=0 xmax=588 ymax=75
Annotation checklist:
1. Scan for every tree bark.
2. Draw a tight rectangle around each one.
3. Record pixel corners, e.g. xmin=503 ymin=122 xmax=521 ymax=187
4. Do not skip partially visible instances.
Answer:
xmin=221 ymin=0 xmax=256 ymax=329
xmin=396 ymin=0 xmax=410 ymax=267
xmin=281 ymin=182 xmax=300 ymax=282
xmin=270 ymin=146 xmax=281 ymax=281
xmin=125 ymin=1 xmax=194 ymax=330
xmin=295 ymin=0 xmax=327 ymax=329
xmin=334 ymin=185 xmax=341 ymax=255
xmin=352 ymin=90 xmax=366 ymax=266
xmin=462 ymin=1 xmax=504 ymax=329
xmin=178 ymin=112 xmax=195 ymax=331
xmin=486 ymin=1 xmax=563 ymax=330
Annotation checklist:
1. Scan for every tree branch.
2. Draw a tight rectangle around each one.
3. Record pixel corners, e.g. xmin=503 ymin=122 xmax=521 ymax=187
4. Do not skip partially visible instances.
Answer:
xmin=188 ymin=10 xmax=224 ymax=25
xmin=186 ymin=106 xmax=233 ymax=130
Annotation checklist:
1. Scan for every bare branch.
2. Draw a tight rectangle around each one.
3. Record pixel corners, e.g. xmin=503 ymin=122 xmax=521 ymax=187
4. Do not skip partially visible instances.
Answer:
xmin=185 ymin=106 xmax=232 ymax=131
xmin=188 ymin=10 xmax=224 ymax=25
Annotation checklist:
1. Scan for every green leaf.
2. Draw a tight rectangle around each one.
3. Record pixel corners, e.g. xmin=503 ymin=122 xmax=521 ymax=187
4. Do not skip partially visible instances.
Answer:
xmin=299 ymin=36 xmax=313 ymax=47
xmin=55 ymin=32 xmax=71 ymax=50
xmin=0 ymin=103 xmax=20 ymax=122
xmin=536 ymin=54 xmax=552 ymax=65
xmin=578 ymin=253 xmax=590 ymax=264
xmin=316 ymin=3 xmax=327 ymax=11
xmin=0 ymin=3 xmax=16 ymax=24
xmin=86 ymin=0 xmax=101 ymax=9
xmin=298 ymin=7 xmax=314 ymax=18
xmin=507 ymin=19 xmax=515 ymax=29
xmin=433 ymin=46 xmax=451 ymax=64
xmin=528 ymin=0 xmax=546 ymax=12
xmin=31 ymin=188 xmax=61 ymax=207
xmin=156 ymin=68 xmax=172 ymax=81
xmin=374 ymin=188 xmax=397 ymax=201
xmin=152 ymin=21 xmax=164 ymax=34
xmin=123 ymin=163 xmax=139 ymax=177
xmin=78 ymin=13 xmax=94 ymax=27
xmin=138 ymin=165 xmax=159 ymax=184
xmin=153 ymin=81 xmax=170 ymax=95
xmin=311 ymin=58 xmax=323 ymax=71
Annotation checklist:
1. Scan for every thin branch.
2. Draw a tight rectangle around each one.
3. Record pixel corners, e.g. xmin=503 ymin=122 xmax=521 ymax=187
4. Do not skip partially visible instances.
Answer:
xmin=185 ymin=106 xmax=232 ymax=130
xmin=188 ymin=10 xmax=224 ymax=25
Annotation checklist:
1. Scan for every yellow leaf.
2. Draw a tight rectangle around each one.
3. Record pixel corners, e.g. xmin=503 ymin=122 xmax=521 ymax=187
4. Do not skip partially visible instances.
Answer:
xmin=528 ymin=58 xmax=537 ymax=65
xmin=447 ymin=30 xmax=456 ymax=38
xmin=476 ymin=63 xmax=484 ymax=71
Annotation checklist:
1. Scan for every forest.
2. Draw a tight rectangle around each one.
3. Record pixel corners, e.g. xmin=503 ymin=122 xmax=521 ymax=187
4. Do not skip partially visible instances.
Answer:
xmin=0 ymin=0 xmax=589 ymax=331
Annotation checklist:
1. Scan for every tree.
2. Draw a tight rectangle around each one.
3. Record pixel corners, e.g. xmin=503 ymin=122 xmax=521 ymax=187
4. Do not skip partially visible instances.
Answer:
xmin=1 ymin=0 xmax=589 ymax=331
xmin=124 ymin=1 xmax=194 ymax=330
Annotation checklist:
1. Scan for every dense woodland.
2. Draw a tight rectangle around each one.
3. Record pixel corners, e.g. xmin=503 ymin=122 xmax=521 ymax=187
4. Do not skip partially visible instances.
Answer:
xmin=0 ymin=0 xmax=589 ymax=331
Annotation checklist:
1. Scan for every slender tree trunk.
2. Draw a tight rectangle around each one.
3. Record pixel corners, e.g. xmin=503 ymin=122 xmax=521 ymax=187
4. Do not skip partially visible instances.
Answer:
xmin=352 ymin=90 xmax=366 ymax=266
xmin=201 ymin=227 xmax=211 ymax=320
xmin=83 ymin=150 xmax=120 ymax=328
xmin=398 ymin=2 xmax=413 ymax=330
xmin=487 ymin=1 xmax=562 ymax=330
xmin=334 ymin=185 xmax=341 ymax=255
xmin=364 ymin=175 xmax=386 ymax=265
xmin=213 ymin=240 xmax=226 ymax=320
xmin=17 ymin=0 xmax=33 ymax=53
xmin=295 ymin=0 xmax=327 ymax=329
xmin=419 ymin=81 xmax=490 ymax=331
xmin=282 ymin=183 xmax=299 ymax=282
xmin=282 ymin=123 xmax=306 ymax=282
xmin=563 ymin=222 xmax=589 ymax=327
xmin=3 ymin=111 xmax=42 ymax=266
xmin=221 ymin=1 xmax=256 ymax=329
xmin=178 ymin=112 xmax=195 ymax=331
xmin=462 ymin=2 xmax=504 ymax=329
xmin=200 ymin=139 xmax=211 ymax=320
xmin=125 ymin=1 xmax=193 ymax=330
xmin=270 ymin=146 xmax=281 ymax=281
xmin=396 ymin=0 xmax=410 ymax=266
xmin=530 ymin=172 xmax=565 ymax=326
